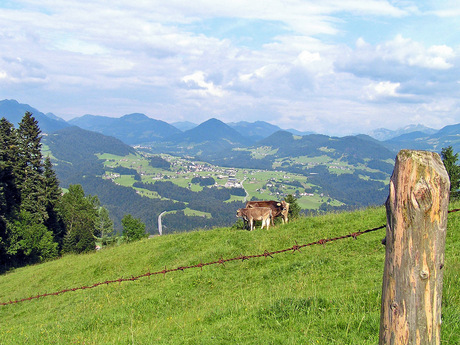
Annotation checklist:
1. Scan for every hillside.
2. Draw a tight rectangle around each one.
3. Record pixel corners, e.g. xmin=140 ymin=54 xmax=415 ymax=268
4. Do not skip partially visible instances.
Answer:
xmin=0 ymin=206 xmax=459 ymax=344
xmin=153 ymin=118 xmax=253 ymax=155
xmin=204 ymin=131 xmax=395 ymax=207
xmin=384 ymin=123 xmax=460 ymax=153
xmin=43 ymin=127 xmax=183 ymax=232
xmin=0 ymin=99 xmax=69 ymax=133
xmin=228 ymin=120 xmax=283 ymax=142
xmin=69 ymin=113 xmax=181 ymax=145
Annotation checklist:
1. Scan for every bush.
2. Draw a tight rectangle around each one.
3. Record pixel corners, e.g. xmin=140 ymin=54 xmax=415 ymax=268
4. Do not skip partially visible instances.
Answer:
xmin=122 ymin=214 xmax=147 ymax=242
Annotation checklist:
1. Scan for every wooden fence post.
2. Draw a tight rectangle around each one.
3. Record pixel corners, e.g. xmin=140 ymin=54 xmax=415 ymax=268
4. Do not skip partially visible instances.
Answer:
xmin=379 ymin=150 xmax=450 ymax=344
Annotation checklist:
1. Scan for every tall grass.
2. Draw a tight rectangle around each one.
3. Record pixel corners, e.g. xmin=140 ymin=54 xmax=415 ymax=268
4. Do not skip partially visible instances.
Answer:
xmin=0 ymin=204 xmax=459 ymax=344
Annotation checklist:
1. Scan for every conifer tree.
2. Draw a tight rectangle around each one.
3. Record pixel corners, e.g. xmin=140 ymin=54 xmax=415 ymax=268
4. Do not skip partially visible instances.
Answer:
xmin=284 ymin=194 xmax=301 ymax=220
xmin=441 ymin=146 xmax=460 ymax=199
xmin=96 ymin=206 xmax=115 ymax=244
xmin=0 ymin=118 xmax=20 ymax=266
xmin=0 ymin=118 xmax=20 ymax=219
xmin=17 ymin=112 xmax=47 ymax=222
xmin=43 ymin=157 xmax=65 ymax=246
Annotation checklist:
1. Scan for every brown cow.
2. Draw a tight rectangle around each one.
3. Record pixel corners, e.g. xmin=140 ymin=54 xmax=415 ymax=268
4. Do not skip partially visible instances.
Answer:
xmin=236 ymin=207 xmax=272 ymax=231
xmin=246 ymin=200 xmax=289 ymax=225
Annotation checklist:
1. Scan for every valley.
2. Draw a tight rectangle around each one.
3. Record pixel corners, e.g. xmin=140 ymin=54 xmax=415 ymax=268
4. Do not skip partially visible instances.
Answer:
xmin=5 ymin=99 xmax=459 ymax=234
xmin=97 ymin=152 xmax=345 ymax=212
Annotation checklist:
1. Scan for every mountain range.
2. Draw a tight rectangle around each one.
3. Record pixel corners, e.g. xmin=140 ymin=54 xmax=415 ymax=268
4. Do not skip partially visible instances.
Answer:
xmin=2 ymin=99 xmax=459 ymax=155
xmin=3 ymin=98 xmax=458 ymax=231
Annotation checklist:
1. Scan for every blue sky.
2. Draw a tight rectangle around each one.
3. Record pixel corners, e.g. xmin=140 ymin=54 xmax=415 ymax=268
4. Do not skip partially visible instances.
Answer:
xmin=0 ymin=0 xmax=459 ymax=136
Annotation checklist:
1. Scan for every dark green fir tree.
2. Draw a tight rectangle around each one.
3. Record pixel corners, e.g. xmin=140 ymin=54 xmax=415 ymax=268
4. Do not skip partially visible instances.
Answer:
xmin=441 ymin=146 xmax=460 ymax=199
xmin=43 ymin=157 xmax=65 ymax=246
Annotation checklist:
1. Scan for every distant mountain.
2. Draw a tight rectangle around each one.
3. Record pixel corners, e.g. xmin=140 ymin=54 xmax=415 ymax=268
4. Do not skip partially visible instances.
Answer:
xmin=171 ymin=121 xmax=197 ymax=131
xmin=69 ymin=113 xmax=181 ymax=145
xmin=383 ymin=123 xmax=460 ymax=153
xmin=0 ymin=99 xmax=70 ymax=133
xmin=285 ymin=128 xmax=315 ymax=136
xmin=155 ymin=118 xmax=253 ymax=155
xmin=227 ymin=121 xmax=282 ymax=142
xmin=201 ymin=130 xmax=395 ymax=207
xmin=45 ymin=126 xmax=135 ymax=161
xmin=253 ymin=131 xmax=394 ymax=162
xmin=368 ymin=124 xmax=437 ymax=141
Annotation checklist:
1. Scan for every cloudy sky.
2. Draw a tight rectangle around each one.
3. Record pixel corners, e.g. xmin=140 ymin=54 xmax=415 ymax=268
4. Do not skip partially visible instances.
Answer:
xmin=0 ymin=0 xmax=459 ymax=136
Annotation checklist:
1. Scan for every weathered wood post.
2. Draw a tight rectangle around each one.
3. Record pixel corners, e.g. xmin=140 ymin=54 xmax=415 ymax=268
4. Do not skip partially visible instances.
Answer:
xmin=380 ymin=150 xmax=450 ymax=344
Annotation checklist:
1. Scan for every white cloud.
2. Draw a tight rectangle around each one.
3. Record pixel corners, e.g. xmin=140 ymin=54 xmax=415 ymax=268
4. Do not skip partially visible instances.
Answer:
xmin=378 ymin=35 xmax=454 ymax=69
xmin=182 ymin=71 xmax=224 ymax=97
xmin=0 ymin=1 xmax=459 ymax=135
xmin=365 ymin=81 xmax=401 ymax=100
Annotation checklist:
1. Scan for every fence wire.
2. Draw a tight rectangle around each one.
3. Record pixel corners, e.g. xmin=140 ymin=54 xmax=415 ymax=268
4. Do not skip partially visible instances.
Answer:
xmin=0 ymin=224 xmax=386 ymax=306
xmin=3 ymin=207 xmax=459 ymax=307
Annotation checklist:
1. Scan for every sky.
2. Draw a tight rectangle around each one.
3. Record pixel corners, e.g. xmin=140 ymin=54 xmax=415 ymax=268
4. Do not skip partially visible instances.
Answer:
xmin=0 ymin=0 xmax=459 ymax=136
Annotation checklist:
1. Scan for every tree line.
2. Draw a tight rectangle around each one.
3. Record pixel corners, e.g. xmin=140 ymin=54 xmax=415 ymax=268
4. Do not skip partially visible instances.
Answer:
xmin=0 ymin=113 xmax=146 ymax=272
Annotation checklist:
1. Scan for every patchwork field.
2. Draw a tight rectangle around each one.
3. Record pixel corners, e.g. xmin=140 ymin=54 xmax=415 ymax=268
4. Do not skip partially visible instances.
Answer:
xmin=98 ymin=152 xmax=344 ymax=210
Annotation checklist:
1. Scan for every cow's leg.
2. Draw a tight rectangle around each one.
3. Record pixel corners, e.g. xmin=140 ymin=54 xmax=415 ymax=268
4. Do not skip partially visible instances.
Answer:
xmin=249 ymin=218 xmax=254 ymax=231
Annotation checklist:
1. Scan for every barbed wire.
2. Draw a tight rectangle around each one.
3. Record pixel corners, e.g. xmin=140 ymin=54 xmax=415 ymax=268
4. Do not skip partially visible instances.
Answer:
xmin=2 ymin=207 xmax=459 ymax=307
xmin=0 ymin=224 xmax=386 ymax=306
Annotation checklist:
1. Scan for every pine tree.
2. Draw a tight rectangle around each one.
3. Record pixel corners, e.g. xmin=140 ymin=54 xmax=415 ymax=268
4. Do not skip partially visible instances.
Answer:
xmin=43 ymin=157 xmax=65 ymax=246
xmin=284 ymin=194 xmax=301 ymax=220
xmin=0 ymin=118 xmax=20 ymax=218
xmin=17 ymin=112 xmax=47 ymax=222
xmin=441 ymin=146 xmax=460 ymax=199
xmin=0 ymin=118 xmax=20 ymax=267
xmin=96 ymin=206 xmax=115 ymax=245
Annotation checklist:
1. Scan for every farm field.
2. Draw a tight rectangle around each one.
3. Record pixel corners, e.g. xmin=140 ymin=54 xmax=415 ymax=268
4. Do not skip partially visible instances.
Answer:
xmin=1 ymin=204 xmax=458 ymax=344
xmin=98 ymin=152 xmax=344 ymax=210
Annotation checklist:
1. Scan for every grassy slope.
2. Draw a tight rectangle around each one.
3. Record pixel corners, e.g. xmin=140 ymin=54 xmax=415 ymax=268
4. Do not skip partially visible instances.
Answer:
xmin=0 ymin=205 xmax=459 ymax=345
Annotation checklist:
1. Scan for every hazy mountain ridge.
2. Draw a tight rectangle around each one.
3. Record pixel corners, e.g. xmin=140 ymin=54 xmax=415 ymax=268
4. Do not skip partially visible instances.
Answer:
xmin=150 ymin=118 xmax=254 ymax=155
xmin=69 ymin=112 xmax=181 ymax=145
xmin=0 ymin=99 xmax=70 ymax=133
xmin=3 ymin=99 xmax=459 ymax=154
xmin=4 ymin=98 xmax=448 ymax=231
xmin=368 ymin=124 xmax=437 ymax=141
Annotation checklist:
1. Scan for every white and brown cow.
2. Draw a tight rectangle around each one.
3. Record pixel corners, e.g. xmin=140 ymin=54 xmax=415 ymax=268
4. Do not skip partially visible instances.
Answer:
xmin=245 ymin=200 xmax=289 ymax=225
xmin=236 ymin=207 xmax=273 ymax=231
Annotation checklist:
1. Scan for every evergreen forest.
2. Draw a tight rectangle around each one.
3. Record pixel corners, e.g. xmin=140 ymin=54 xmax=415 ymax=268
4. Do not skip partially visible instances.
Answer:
xmin=0 ymin=113 xmax=119 ymax=272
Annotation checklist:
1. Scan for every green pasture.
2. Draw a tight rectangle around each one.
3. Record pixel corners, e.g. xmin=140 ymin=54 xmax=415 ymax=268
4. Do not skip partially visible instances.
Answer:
xmin=1 ymin=204 xmax=459 ymax=344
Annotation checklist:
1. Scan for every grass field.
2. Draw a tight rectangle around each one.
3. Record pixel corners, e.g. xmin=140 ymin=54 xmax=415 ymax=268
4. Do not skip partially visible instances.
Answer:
xmin=1 ymin=204 xmax=459 ymax=344
xmin=97 ymin=153 xmax=344 ymax=210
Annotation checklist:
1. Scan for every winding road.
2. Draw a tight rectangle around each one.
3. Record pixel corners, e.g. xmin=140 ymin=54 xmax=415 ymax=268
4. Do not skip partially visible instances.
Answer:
xmin=158 ymin=211 xmax=167 ymax=235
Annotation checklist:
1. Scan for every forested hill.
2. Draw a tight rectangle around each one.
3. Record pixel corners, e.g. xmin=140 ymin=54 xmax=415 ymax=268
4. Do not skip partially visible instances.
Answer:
xmin=45 ymin=126 xmax=135 ymax=184
xmin=46 ymin=126 xmax=135 ymax=160
xmin=257 ymin=131 xmax=393 ymax=162
xmin=43 ymin=126 xmax=244 ymax=233
xmin=44 ymin=127 xmax=182 ymax=232
xmin=69 ymin=113 xmax=181 ymax=145
xmin=0 ymin=99 xmax=69 ymax=133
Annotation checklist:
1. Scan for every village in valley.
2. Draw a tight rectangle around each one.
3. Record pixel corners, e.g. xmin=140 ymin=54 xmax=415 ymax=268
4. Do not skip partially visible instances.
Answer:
xmin=99 ymin=152 xmax=343 ymax=211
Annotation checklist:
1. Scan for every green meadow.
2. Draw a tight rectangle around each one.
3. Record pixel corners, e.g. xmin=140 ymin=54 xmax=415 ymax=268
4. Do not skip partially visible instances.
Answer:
xmin=1 ymin=204 xmax=459 ymax=344
xmin=98 ymin=152 xmax=344 ymax=210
